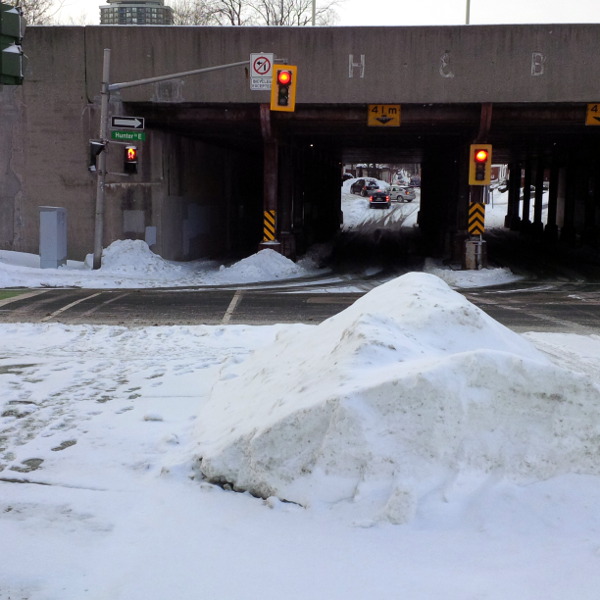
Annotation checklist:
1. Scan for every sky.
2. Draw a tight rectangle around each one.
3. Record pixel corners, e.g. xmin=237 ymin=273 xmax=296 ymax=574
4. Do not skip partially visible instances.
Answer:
xmin=2 ymin=185 xmax=600 ymax=599
xmin=53 ymin=0 xmax=600 ymax=26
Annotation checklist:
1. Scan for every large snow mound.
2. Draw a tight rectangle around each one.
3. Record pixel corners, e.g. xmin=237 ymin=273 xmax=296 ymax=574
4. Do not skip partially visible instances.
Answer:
xmin=193 ymin=273 xmax=600 ymax=524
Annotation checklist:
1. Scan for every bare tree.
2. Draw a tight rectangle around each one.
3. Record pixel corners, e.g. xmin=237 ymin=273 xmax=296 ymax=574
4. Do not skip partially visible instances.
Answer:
xmin=171 ymin=0 xmax=340 ymax=26
xmin=249 ymin=0 xmax=339 ymax=26
xmin=212 ymin=0 xmax=252 ymax=25
xmin=14 ymin=0 xmax=63 ymax=25
xmin=171 ymin=0 xmax=221 ymax=25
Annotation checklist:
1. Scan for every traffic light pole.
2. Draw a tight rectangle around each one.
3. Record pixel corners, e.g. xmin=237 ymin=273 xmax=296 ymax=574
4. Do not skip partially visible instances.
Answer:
xmin=92 ymin=49 xmax=111 ymax=270
xmin=92 ymin=50 xmax=251 ymax=269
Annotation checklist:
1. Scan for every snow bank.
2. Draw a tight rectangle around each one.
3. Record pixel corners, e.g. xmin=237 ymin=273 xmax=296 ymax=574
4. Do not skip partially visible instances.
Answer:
xmin=213 ymin=249 xmax=309 ymax=283
xmin=193 ymin=272 xmax=600 ymax=524
xmin=98 ymin=239 xmax=186 ymax=277
xmin=0 ymin=241 xmax=320 ymax=288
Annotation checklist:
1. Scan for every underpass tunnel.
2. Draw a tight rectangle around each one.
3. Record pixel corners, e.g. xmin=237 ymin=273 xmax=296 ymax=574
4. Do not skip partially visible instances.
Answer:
xmin=112 ymin=102 xmax=600 ymax=272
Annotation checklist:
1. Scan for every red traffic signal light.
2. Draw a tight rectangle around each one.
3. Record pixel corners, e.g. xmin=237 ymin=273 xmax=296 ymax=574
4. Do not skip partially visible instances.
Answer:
xmin=277 ymin=70 xmax=292 ymax=86
xmin=124 ymin=145 xmax=138 ymax=174
xmin=270 ymin=65 xmax=297 ymax=112
xmin=474 ymin=149 xmax=489 ymax=163
xmin=468 ymin=144 xmax=492 ymax=185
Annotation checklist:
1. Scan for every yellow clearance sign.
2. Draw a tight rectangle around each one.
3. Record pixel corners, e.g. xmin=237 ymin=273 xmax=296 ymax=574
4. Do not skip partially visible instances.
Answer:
xmin=585 ymin=103 xmax=600 ymax=125
xmin=368 ymin=104 xmax=401 ymax=127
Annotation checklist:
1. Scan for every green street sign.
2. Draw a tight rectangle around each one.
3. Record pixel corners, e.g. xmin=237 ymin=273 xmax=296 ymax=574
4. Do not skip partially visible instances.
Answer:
xmin=111 ymin=130 xmax=146 ymax=141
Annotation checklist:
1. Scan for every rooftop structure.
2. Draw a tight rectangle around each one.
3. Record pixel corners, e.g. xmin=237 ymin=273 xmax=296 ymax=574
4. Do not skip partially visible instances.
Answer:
xmin=100 ymin=0 xmax=173 ymax=25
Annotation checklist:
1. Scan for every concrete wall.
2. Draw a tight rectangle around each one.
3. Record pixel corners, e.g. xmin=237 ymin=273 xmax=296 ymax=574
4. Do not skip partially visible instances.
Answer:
xmin=3 ymin=24 xmax=600 ymax=261
xmin=1 ymin=28 xmax=91 ymax=257
xmin=1 ymin=27 xmax=265 ymax=260
xmin=79 ymin=24 xmax=600 ymax=104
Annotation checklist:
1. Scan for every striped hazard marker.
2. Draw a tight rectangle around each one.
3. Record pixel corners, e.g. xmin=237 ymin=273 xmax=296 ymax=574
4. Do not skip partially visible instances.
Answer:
xmin=263 ymin=210 xmax=276 ymax=241
xmin=468 ymin=202 xmax=485 ymax=235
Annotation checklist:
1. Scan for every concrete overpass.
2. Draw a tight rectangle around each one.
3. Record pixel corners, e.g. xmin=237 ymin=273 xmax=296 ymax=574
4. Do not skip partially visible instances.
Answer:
xmin=1 ymin=25 xmax=600 ymax=263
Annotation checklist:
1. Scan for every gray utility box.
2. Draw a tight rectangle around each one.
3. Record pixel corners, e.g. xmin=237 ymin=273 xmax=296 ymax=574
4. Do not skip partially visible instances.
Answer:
xmin=39 ymin=206 xmax=67 ymax=269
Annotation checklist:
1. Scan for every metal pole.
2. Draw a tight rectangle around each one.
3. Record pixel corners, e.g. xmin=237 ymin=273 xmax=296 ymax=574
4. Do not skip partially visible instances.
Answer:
xmin=312 ymin=0 xmax=315 ymax=26
xmin=93 ymin=48 xmax=111 ymax=270
xmin=108 ymin=60 xmax=250 ymax=93
xmin=466 ymin=0 xmax=470 ymax=24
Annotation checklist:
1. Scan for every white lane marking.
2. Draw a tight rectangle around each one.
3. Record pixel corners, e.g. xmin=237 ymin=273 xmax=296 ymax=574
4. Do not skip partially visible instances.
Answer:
xmin=41 ymin=292 xmax=103 ymax=322
xmin=222 ymin=290 xmax=243 ymax=324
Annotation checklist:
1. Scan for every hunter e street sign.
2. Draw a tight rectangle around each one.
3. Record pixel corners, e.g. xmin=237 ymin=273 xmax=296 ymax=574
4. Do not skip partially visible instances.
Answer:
xmin=111 ymin=130 xmax=146 ymax=141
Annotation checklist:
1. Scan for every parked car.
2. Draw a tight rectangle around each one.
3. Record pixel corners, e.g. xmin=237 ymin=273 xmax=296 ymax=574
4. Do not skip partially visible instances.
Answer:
xmin=350 ymin=178 xmax=379 ymax=196
xmin=409 ymin=175 xmax=421 ymax=187
xmin=368 ymin=190 xmax=391 ymax=209
xmin=389 ymin=184 xmax=416 ymax=203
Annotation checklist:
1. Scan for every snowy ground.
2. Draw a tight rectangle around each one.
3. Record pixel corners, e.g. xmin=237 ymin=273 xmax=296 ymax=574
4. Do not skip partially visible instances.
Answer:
xmin=2 ymin=185 xmax=600 ymax=600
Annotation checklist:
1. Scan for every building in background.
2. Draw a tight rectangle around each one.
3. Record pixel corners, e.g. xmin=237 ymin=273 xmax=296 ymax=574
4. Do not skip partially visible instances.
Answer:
xmin=100 ymin=0 xmax=174 ymax=25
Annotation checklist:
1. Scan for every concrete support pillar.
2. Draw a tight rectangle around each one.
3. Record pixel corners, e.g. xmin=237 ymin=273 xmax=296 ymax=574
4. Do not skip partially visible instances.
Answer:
xmin=545 ymin=162 xmax=562 ymax=240
xmin=583 ymin=160 xmax=599 ymax=243
xmin=259 ymin=104 xmax=281 ymax=254
xmin=505 ymin=162 xmax=521 ymax=230
xmin=560 ymin=162 xmax=577 ymax=243
xmin=532 ymin=158 xmax=545 ymax=236
xmin=521 ymin=159 xmax=532 ymax=229
xmin=278 ymin=144 xmax=296 ymax=260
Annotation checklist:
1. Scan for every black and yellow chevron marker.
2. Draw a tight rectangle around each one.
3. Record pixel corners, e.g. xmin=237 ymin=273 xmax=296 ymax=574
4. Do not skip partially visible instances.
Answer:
xmin=468 ymin=202 xmax=485 ymax=235
xmin=263 ymin=210 xmax=276 ymax=241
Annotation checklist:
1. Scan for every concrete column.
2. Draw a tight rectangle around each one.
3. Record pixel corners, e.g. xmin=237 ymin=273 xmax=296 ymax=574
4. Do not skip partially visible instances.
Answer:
xmin=532 ymin=158 xmax=545 ymax=235
xmin=545 ymin=159 xmax=560 ymax=239
xmin=259 ymin=104 xmax=281 ymax=253
xmin=521 ymin=159 xmax=532 ymax=229
xmin=505 ymin=162 xmax=521 ymax=230
xmin=560 ymin=161 xmax=577 ymax=243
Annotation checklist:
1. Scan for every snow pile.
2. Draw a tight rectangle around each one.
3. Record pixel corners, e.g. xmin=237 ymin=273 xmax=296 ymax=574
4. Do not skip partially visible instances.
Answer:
xmin=97 ymin=239 xmax=186 ymax=277
xmin=423 ymin=257 xmax=519 ymax=288
xmin=193 ymin=273 xmax=600 ymax=524
xmin=0 ymin=241 xmax=321 ymax=288
xmin=213 ymin=248 xmax=310 ymax=283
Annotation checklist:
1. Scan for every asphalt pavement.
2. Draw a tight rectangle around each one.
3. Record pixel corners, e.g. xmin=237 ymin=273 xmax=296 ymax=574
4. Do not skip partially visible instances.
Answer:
xmin=1 ymin=280 xmax=600 ymax=334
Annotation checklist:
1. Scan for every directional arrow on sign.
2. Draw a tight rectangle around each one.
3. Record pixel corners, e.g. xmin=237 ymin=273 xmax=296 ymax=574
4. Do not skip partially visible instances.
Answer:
xmin=376 ymin=116 xmax=394 ymax=124
xmin=111 ymin=116 xmax=145 ymax=130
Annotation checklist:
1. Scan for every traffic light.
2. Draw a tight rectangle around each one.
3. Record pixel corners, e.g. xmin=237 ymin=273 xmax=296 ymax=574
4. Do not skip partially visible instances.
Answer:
xmin=468 ymin=144 xmax=492 ymax=185
xmin=89 ymin=140 xmax=106 ymax=172
xmin=0 ymin=2 xmax=24 ymax=85
xmin=124 ymin=145 xmax=138 ymax=174
xmin=270 ymin=65 xmax=297 ymax=112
